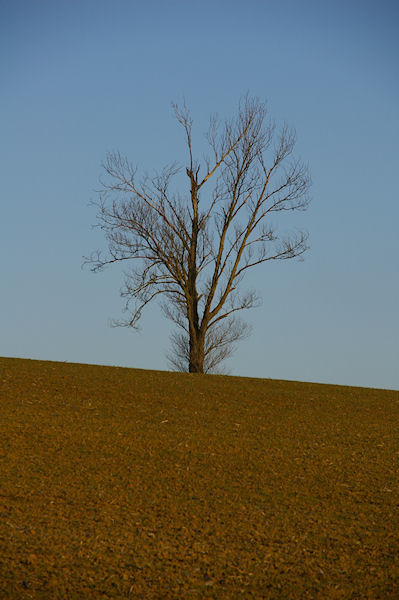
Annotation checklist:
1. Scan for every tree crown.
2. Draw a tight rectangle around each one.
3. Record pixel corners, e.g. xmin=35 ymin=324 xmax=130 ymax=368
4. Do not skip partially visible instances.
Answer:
xmin=86 ymin=96 xmax=311 ymax=373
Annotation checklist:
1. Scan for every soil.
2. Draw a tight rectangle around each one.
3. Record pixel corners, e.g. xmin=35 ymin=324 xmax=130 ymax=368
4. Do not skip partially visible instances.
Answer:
xmin=1 ymin=357 xmax=398 ymax=598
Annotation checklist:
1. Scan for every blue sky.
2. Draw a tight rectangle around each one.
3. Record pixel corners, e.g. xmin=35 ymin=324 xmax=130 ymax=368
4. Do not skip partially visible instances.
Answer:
xmin=1 ymin=0 xmax=398 ymax=389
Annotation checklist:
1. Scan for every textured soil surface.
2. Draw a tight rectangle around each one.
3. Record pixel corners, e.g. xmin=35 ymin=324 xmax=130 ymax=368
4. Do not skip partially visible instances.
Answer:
xmin=1 ymin=357 xmax=398 ymax=599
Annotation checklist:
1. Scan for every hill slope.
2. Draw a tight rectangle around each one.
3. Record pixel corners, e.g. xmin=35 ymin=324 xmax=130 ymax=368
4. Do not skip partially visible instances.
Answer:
xmin=1 ymin=357 xmax=398 ymax=598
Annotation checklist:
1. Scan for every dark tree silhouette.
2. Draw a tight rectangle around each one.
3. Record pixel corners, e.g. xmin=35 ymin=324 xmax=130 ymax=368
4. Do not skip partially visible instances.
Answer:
xmin=87 ymin=96 xmax=311 ymax=373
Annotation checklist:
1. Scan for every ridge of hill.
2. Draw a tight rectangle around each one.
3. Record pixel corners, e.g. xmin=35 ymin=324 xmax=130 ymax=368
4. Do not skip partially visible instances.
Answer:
xmin=2 ymin=355 xmax=398 ymax=391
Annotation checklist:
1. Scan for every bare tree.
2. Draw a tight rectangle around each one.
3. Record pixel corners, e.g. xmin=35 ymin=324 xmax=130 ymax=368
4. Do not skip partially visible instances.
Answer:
xmin=86 ymin=96 xmax=311 ymax=373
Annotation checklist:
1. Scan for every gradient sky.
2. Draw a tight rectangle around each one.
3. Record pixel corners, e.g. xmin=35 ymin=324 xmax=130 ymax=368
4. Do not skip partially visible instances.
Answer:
xmin=1 ymin=0 xmax=398 ymax=389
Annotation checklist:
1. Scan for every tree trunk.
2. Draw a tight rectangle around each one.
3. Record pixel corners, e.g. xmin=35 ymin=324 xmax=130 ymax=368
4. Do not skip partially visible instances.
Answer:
xmin=189 ymin=329 xmax=205 ymax=373
xmin=186 ymin=167 xmax=204 ymax=373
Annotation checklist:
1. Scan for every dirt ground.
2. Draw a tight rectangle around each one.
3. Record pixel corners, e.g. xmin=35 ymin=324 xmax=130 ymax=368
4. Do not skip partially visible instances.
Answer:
xmin=1 ymin=357 xmax=398 ymax=598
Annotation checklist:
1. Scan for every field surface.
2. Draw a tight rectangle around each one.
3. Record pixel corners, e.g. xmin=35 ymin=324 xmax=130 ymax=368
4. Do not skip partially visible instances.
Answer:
xmin=0 ymin=357 xmax=398 ymax=599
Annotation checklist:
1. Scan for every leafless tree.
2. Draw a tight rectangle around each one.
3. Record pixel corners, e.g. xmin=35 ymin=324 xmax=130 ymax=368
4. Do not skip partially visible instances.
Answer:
xmin=86 ymin=96 xmax=311 ymax=373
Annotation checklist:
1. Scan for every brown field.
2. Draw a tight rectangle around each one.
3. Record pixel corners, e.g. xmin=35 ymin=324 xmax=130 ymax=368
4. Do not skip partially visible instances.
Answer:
xmin=0 ymin=357 xmax=398 ymax=599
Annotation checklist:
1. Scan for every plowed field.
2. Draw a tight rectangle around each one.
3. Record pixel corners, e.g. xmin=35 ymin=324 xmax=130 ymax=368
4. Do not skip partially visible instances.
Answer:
xmin=1 ymin=357 xmax=398 ymax=598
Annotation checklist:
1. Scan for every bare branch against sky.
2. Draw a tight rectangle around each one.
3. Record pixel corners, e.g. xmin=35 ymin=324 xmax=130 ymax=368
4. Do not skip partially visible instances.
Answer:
xmin=86 ymin=96 xmax=311 ymax=373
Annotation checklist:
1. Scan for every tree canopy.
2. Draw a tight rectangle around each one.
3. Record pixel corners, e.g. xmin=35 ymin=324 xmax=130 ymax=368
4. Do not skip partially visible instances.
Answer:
xmin=87 ymin=96 xmax=311 ymax=373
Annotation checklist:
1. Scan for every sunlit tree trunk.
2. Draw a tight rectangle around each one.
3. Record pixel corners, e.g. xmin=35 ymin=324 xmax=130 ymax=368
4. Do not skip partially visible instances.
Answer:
xmin=186 ymin=167 xmax=204 ymax=373
xmin=188 ymin=329 xmax=205 ymax=373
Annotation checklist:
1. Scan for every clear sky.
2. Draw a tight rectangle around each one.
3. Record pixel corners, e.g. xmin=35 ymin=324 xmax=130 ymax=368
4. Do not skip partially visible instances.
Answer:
xmin=1 ymin=0 xmax=398 ymax=389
